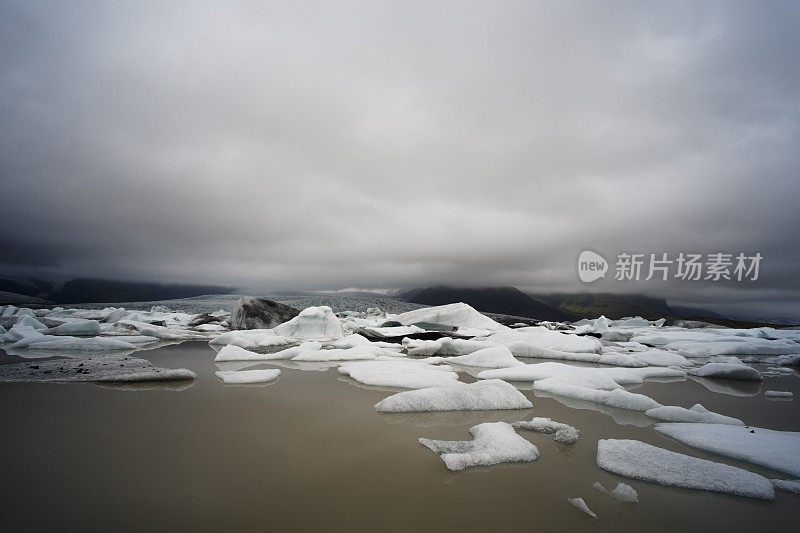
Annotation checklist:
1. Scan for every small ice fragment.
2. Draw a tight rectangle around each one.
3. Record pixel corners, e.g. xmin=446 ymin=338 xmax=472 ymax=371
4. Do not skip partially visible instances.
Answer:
xmin=567 ymin=497 xmax=597 ymax=518
xmin=765 ymin=390 xmax=793 ymax=398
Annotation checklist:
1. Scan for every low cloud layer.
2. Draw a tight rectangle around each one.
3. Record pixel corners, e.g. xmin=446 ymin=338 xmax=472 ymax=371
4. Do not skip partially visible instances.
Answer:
xmin=1 ymin=1 xmax=799 ymax=319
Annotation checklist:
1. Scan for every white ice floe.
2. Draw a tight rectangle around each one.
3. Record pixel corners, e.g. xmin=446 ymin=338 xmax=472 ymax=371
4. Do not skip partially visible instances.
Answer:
xmin=478 ymin=326 xmax=603 ymax=354
xmin=392 ymin=302 xmax=505 ymax=331
xmin=664 ymin=340 xmax=799 ymax=357
xmin=512 ymin=417 xmax=579 ymax=443
xmin=1 ymin=325 xmax=47 ymax=344
xmin=765 ymin=390 xmax=793 ymax=398
xmin=533 ymin=379 xmax=662 ymax=411
xmin=361 ymin=325 xmax=425 ymax=338
xmin=273 ymin=306 xmax=344 ymax=340
xmin=338 ymin=360 xmax=458 ymax=389
xmin=654 ymin=423 xmax=800 ymax=477
xmin=644 ymin=404 xmax=743 ymax=425
xmin=419 ymin=421 xmax=539 ymax=471
xmin=0 ymin=353 xmax=195 ymax=383
xmin=375 ymin=379 xmax=532 ymax=412
xmin=596 ymin=439 xmax=774 ymax=499
xmin=209 ymin=330 xmax=293 ymax=350
xmin=11 ymin=335 xmax=139 ymax=351
xmin=592 ymin=481 xmax=639 ymax=503
xmin=15 ymin=314 xmax=47 ymax=330
xmin=771 ymin=479 xmax=800 ymax=493
xmin=445 ymin=346 xmax=524 ymax=368
xmin=215 ymin=369 xmax=281 ymax=384
xmin=45 ymin=319 xmax=101 ymax=336
xmin=214 ymin=344 xmax=283 ymax=362
xmin=759 ymin=354 xmax=800 ymax=366
xmin=117 ymin=319 xmax=207 ymax=341
xmin=477 ymin=361 xmax=685 ymax=388
xmin=687 ymin=359 xmax=763 ymax=381
xmin=566 ymin=497 xmax=597 ymax=518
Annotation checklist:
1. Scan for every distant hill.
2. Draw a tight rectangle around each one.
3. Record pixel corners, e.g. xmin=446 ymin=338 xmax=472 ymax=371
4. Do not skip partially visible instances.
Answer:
xmin=398 ymin=286 xmax=576 ymax=321
xmin=0 ymin=278 xmax=53 ymax=298
xmin=52 ymin=278 xmax=233 ymax=304
xmin=534 ymin=292 xmax=677 ymax=320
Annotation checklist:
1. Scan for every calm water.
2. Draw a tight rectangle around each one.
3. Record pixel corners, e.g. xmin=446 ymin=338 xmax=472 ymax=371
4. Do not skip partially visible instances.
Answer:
xmin=1 ymin=342 xmax=799 ymax=532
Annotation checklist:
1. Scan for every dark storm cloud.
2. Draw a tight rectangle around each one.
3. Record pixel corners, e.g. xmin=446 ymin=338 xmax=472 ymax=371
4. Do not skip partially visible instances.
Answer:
xmin=1 ymin=1 xmax=799 ymax=318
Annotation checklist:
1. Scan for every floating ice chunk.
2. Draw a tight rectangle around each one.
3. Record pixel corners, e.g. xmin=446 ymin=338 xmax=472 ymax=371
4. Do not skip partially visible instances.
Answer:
xmin=46 ymin=319 xmax=101 ymax=336
xmin=480 ymin=327 xmax=602 ymax=354
xmin=419 ymin=421 xmax=539 ymax=471
xmin=593 ymin=481 xmax=639 ymax=502
xmin=654 ymin=423 xmax=800 ymax=476
xmin=362 ymin=325 xmax=425 ymax=338
xmin=533 ymin=378 xmax=662 ymax=411
xmin=209 ymin=330 xmax=293 ymax=350
xmin=645 ymin=404 xmax=743 ymax=425
xmin=687 ymin=361 xmax=763 ymax=381
xmin=765 ymin=390 xmax=793 ymax=398
xmin=15 ymin=314 xmax=47 ymax=330
xmin=477 ymin=361 xmax=684 ymax=389
xmin=393 ymin=303 xmax=505 ymax=331
xmin=273 ymin=306 xmax=344 ymax=340
xmin=292 ymin=344 xmax=397 ymax=362
xmin=771 ymin=479 xmax=800 ymax=494
xmin=0 ymin=324 xmax=5 ymax=335
xmin=665 ymin=340 xmax=799 ymax=357
xmin=339 ymin=360 xmax=458 ymax=389
xmin=375 ymin=379 xmax=532 ymax=412
xmin=214 ymin=344 xmax=284 ymax=362
xmin=761 ymin=354 xmax=800 ymax=366
xmin=215 ymin=369 xmax=281 ymax=384
xmin=11 ymin=335 xmax=139 ymax=351
xmin=1 ymin=325 xmax=47 ymax=344
xmin=512 ymin=417 xmax=579 ymax=443
xmin=596 ymin=439 xmax=774 ymax=499
xmin=608 ymin=348 xmax=692 ymax=368
xmin=566 ymin=497 xmax=596 ymax=518
xmin=118 ymin=319 xmax=206 ymax=341
xmin=446 ymin=346 xmax=524 ymax=368
xmin=1 ymin=305 xmax=16 ymax=317
xmin=0 ymin=353 xmax=195 ymax=383
xmin=331 ymin=333 xmax=402 ymax=351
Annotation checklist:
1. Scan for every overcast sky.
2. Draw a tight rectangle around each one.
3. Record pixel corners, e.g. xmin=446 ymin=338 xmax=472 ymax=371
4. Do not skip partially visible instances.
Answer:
xmin=1 ymin=1 xmax=799 ymax=319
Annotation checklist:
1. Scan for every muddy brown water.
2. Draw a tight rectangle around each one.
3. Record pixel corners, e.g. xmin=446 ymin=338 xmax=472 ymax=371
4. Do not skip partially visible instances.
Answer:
xmin=1 ymin=341 xmax=799 ymax=532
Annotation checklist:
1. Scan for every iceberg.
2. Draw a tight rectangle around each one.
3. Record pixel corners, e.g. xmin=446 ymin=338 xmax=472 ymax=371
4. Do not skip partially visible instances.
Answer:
xmin=771 ymin=479 xmax=800 ymax=494
xmin=375 ymin=379 xmax=532 ymax=412
xmin=596 ymin=439 xmax=774 ymax=499
xmin=419 ymin=421 xmax=539 ymax=471
xmin=392 ymin=302 xmax=505 ymax=331
xmin=645 ymin=404 xmax=743 ymax=425
xmin=273 ymin=306 xmax=344 ymax=340
xmin=445 ymin=346 xmax=524 ymax=368
xmin=45 ymin=319 xmax=101 ymax=336
xmin=654 ymin=423 xmax=800 ymax=477
xmin=0 ymin=353 xmax=195 ymax=383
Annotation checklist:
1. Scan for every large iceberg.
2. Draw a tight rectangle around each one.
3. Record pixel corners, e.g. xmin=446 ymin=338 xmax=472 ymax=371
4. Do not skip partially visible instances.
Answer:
xmin=445 ymin=346 xmax=524 ymax=368
xmin=419 ymin=421 xmax=539 ymax=471
xmin=392 ymin=303 xmax=505 ymax=331
xmin=273 ymin=306 xmax=344 ymax=341
xmin=596 ymin=439 xmax=774 ymax=499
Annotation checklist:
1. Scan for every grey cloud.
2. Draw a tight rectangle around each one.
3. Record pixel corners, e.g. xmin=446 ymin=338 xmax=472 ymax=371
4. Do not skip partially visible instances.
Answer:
xmin=1 ymin=1 xmax=799 ymax=319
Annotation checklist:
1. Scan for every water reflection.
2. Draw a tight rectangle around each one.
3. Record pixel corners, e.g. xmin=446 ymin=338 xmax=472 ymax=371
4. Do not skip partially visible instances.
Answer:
xmin=688 ymin=376 xmax=762 ymax=397
xmin=532 ymin=390 xmax=653 ymax=427
xmin=379 ymin=409 xmax=532 ymax=428
xmin=97 ymin=380 xmax=194 ymax=392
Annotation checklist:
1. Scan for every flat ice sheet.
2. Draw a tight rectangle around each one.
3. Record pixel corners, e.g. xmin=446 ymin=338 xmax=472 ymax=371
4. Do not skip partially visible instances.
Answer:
xmin=654 ymin=423 xmax=800 ymax=476
xmin=596 ymin=439 xmax=774 ymax=499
